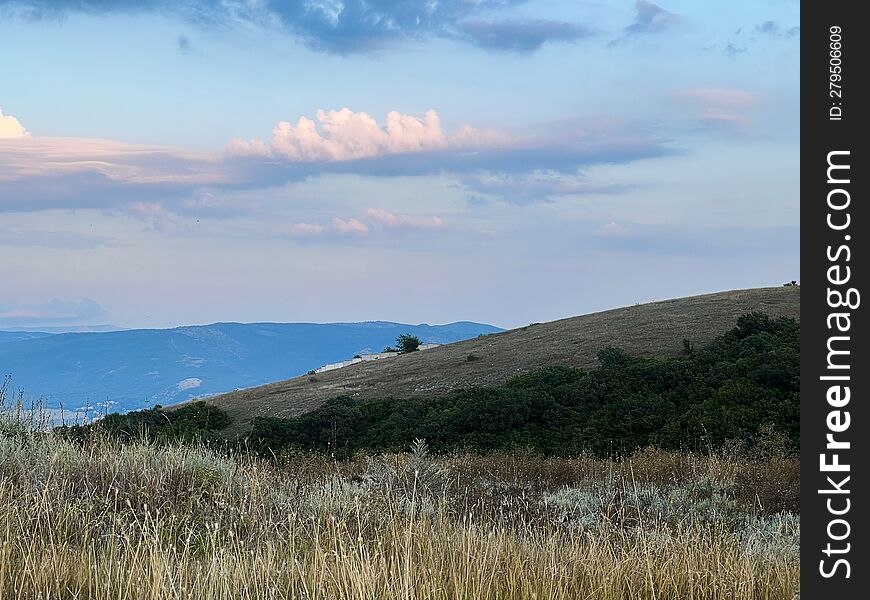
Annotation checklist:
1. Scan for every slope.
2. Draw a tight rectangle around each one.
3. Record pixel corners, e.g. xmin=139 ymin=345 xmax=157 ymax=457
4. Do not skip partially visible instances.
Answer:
xmin=206 ymin=287 xmax=800 ymax=432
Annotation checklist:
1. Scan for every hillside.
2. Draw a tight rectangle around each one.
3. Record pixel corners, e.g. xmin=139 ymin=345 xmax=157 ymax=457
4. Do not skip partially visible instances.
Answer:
xmin=0 ymin=321 xmax=501 ymax=412
xmin=207 ymin=287 xmax=800 ymax=432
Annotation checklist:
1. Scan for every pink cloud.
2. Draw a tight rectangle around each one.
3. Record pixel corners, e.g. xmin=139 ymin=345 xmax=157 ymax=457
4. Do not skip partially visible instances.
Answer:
xmin=0 ymin=136 xmax=224 ymax=184
xmin=331 ymin=217 xmax=369 ymax=235
xmin=227 ymin=108 xmax=510 ymax=162
xmin=680 ymin=88 xmax=759 ymax=107
xmin=275 ymin=210 xmax=445 ymax=241
xmin=599 ymin=221 xmax=627 ymax=237
xmin=281 ymin=222 xmax=326 ymax=236
xmin=364 ymin=208 xmax=446 ymax=230
xmin=128 ymin=202 xmax=177 ymax=232
xmin=1 ymin=104 xmax=671 ymax=218
xmin=678 ymin=87 xmax=761 ymax=132
xmin=129 ymin=202 xmax=170 ymax=218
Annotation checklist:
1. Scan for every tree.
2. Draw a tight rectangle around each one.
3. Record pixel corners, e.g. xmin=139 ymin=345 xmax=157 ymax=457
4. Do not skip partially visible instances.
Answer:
xmin=396 ymin=334 xmax=421 ymax=353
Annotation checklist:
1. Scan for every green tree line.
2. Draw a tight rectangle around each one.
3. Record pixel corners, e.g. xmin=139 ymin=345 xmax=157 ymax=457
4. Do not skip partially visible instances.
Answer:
xmin=249 ymin=312 xmax=799 ymax=457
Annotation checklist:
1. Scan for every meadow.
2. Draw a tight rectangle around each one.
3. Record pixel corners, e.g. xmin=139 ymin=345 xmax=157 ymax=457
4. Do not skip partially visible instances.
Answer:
xmin=1 ymin=413 xmax=799 ymax=599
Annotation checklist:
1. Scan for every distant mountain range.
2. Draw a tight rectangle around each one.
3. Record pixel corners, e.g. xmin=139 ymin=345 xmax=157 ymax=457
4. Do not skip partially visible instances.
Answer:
xmin=0 ymin=331 xmax=55 ymax=343
xmin=1 ymin=325 xmax=125 ymax=334
xmin=0 ymin=321 xmax=502 ymax=412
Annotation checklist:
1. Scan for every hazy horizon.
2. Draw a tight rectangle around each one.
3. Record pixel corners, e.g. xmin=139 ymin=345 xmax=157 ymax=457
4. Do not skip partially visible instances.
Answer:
xmin=0 ymin=282 xmax=790 ymax=332
xmin=0 ymin=317 xmax=506 ymax=333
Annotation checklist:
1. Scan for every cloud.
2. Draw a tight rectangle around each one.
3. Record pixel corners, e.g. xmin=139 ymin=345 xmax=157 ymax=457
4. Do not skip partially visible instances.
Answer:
xmin=0 ymin=228 xmax=119 ymax=249
xmin=724 ymin=42 xmax=747 ymax=57
xmin=624 ymin=1 xmax=681 ymax=36
xmin=0 ymin=135 xmax=226 ymax=212
xmin=0 ymin=136 xmax=221 ymax=183
xmin=331 ymin=217 xmax=369 ymax=235
xmin=226 ymin=109 xmax=674 ymax=185
xmin=455 ymin=19 xmax=592 ymax=52
xmin=597 ymin=224 xmax=798 ymax=257
xmin=0 ymin=298 xmax=104 ymax=326
xmin=599 ymin=221 xmax=626 ymax=237
xmin=228 ymin=108 xmax=508 ymax=162
xmin=175 ymin=190 xmax=248 ymax=218
xmin=460 ymin=171 xmax=628 ymax=204
xmin=279 ymin=222 xmax=326 ymax=237
xmin=177 ymin=34 xmax=193 ymax=54
xmin=243 ymin=108 xmax=449 ymax=160
xmin=722 ymin=20 xmax=798 ymax=57
xmin=755 ymin=21 xmax=799 ymax=39
xmin=1 ymin=106 xmax=674 ymax=218
xmin=364 ymin=208 xmax=445 ymax=230
xmin=0 ymin=107 xmax=29 ymax=139
xmin=681 ymin=88 xmax=758 ymax=107
xmin=678 ymin=87 xmax=760 ymax=132
xmin=280 ymin=209 xmax=445 ymax=241
xmin=0 ymin=1 xmax=589 ymax=54
xmin=126 ymin=201 xmax=180 ymax=232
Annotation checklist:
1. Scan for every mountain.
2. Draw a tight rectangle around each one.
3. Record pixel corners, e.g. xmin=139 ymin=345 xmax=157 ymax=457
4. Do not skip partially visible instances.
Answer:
xmin=204 ymin=287 xmax=800 ymax=434
xmin=0 ymin=331 xmax=55 ymax=343
xmin=0 ymin=321 xmax=502 ymax=412
xmin=1 ymin=325 xmax=125 ymax=334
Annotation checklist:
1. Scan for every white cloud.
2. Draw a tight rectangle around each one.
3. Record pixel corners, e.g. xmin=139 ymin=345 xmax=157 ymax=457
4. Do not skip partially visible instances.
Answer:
xmin=0 ymin=107 xmax=29 ymax=139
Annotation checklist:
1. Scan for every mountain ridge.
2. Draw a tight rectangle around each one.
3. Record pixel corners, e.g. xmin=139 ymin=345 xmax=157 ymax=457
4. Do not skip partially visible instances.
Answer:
xmin=0 ymin=321 xmax=502 ymax=411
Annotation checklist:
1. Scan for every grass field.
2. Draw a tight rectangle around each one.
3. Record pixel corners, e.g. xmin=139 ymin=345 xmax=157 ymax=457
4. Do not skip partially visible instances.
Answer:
xmin=1 ymin=418 xmax=799 ymax=599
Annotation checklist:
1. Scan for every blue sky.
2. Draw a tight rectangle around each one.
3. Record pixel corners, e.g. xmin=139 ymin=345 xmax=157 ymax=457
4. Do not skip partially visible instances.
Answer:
xmin=0 ymin=0 xmax=799 ymax=329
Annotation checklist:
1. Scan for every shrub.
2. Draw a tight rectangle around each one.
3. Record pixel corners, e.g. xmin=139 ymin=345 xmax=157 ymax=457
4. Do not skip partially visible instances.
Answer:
xmin=249 ymin=314 xmax=799 ymax=458
xmin=396 ymin=334 xmax=421 ymax=353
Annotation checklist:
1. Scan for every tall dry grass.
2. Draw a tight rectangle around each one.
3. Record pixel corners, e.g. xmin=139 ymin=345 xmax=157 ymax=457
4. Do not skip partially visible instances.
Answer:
xmin=0 ymin=403 xmax=799 ymax=599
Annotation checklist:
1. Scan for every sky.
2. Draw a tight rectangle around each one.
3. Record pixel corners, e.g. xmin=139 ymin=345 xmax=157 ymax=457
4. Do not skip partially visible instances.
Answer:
xmin=0 ymin=0 xmax=799 ymax=330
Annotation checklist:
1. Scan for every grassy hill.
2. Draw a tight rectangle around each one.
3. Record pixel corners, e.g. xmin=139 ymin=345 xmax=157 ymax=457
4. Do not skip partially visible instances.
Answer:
xmin=206 ymin=287 xmax=800 ymax=433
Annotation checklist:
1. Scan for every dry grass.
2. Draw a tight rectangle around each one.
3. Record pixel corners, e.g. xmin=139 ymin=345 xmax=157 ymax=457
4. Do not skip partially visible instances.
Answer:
xmin=205 ymin=286 xmax=801 ymax=434
xmin=0 ymin=412 xmax=799 ymax=600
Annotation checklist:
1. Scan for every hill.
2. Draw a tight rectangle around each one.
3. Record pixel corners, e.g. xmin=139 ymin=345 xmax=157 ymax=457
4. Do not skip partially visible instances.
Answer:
xmin=0 ymin=321 xmax=501 ymax=412
xmin=206 ymin=287 xmax=800 ymax=433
